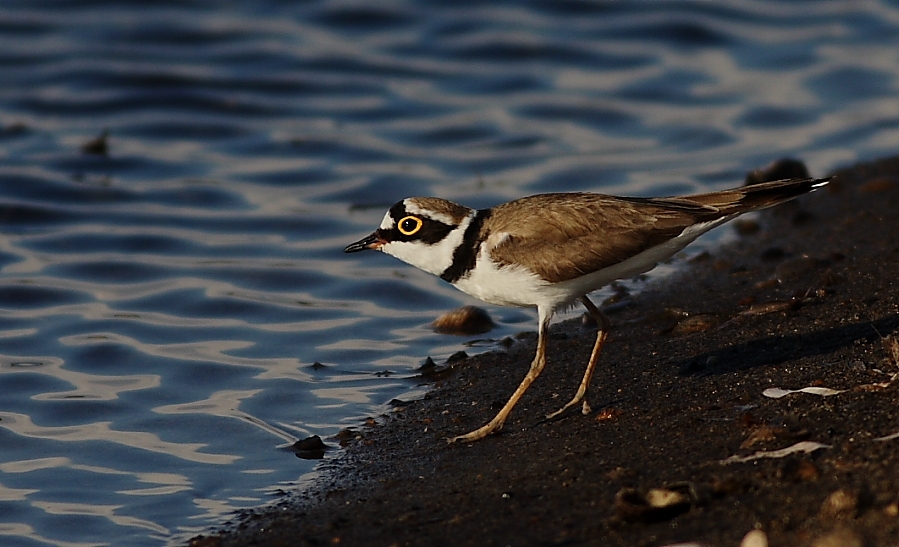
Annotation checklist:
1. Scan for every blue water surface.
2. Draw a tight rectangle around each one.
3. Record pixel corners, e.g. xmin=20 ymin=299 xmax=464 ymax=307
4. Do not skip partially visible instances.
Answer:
xmin=2 ymin=1 xmax=899 ymax=545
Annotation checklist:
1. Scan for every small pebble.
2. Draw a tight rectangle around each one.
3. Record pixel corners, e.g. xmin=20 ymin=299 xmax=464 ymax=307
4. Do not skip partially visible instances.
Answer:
xmin=612 ymin=485 xmax=693 ymax=523
xmin=811 ymin=527 xmax=862 ymax=547
xmin=820 ymin=489 xmax=858 ymax=519
xmin=595 ymin=408 xmax=621 ymax=422
xmin=740 ymin=529 xmax=768 ymax=547
xmin=669 ymin=314 xmax=719 ymax=335
xmin=741 ymin=425 xmax=783 ymax=449
xmin=416 ymin=356 xmax=437 ymax=372
xmin=293 ymin=435 xmax=326 ymax=451
xmin=293 ymin=435 xmax=327 ymax=459
xmin=446 ymin=350 xmax=469 ymax=364
xmin=645 ymin=488 xmax=688 ymax=508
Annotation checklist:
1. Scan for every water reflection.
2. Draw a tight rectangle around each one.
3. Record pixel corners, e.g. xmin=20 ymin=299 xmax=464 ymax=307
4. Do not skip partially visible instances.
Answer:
xmin=0 ymin=413 xmax=237 ymax=465
xmin=155 ymin=389 xmax=300 ymax=444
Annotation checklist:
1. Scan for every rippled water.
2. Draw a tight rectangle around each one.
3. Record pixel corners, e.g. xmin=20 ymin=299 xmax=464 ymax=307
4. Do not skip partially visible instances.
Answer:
xmin=2 ymin=1 xmax=899 ymax=545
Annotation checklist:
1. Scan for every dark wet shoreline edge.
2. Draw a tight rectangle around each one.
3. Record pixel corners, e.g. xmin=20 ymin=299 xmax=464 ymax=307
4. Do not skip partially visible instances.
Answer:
xmin=188 ymin=153 xmax=899 ymax=547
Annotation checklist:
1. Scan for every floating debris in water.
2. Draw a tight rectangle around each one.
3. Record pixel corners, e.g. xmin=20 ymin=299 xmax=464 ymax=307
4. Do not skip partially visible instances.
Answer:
xmin=1 ymin=121 xmax=27 ymax=135
xmin=81 ymin=129 xmax=109 ymax=156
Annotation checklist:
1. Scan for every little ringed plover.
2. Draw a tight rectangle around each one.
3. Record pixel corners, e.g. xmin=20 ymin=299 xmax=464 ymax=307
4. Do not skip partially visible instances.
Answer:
xmin=345 ymin=177 xmax=829 ymax=442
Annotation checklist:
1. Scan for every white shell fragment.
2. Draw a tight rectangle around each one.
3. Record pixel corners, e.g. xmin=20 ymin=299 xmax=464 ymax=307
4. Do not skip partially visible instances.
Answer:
xmin=721 ymin=441 xmax=830 ymax=464
xmin=762 ymin=386 xmax=844 ymax=399
xmin=875 ymin=431 xmax=899 ymax=442
xmin=645 ymin=488 xmax=689 ymax=508
xmin=740 ymin=529 xmax=769 ymax=547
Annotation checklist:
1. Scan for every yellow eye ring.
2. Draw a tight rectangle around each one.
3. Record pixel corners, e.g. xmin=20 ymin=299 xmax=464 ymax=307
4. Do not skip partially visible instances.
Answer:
xmin=398 ymin=215 xmax=423 ymax=236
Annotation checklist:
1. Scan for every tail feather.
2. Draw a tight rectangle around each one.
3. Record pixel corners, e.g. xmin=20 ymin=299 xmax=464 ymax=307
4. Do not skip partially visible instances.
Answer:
xmin=687 ymin=177 xmax=830 ymax=214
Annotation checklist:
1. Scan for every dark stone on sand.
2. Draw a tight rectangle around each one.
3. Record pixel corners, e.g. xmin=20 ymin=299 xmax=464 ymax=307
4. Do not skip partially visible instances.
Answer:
xmin=446 ymin=350 xmax=469 ymax=364
xmin=189 ymin=154 xmax=899 ymax=547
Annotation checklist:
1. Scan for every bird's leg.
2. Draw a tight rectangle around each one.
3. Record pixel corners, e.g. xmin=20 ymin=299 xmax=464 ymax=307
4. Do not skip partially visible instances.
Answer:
xmin=449 ymin=310 xmax=552 ymax=443
xmin=545 ymin=296 xmax=610 ymax=421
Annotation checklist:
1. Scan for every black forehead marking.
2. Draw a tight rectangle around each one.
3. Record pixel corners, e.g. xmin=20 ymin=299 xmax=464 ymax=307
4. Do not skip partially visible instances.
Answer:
xmin=388 ymin=201 xmax=408 ymax=221
xmin=381 ymin=200 xmax=455 ymax=245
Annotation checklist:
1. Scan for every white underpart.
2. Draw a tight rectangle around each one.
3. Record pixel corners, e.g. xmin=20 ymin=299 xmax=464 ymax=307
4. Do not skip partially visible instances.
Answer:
xmin=539 ymin=217 xmax=733 ymax=310
xmin=454 ymin=253 xmax=547 ymax=308
xmin=456 ymin=216 xmax=734 ymax=314
xmin=380 ymin=212 xmax=475 ymax=277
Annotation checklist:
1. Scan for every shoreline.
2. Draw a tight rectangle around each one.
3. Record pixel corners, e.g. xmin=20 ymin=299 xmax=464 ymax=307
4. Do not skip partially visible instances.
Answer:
xmin=189 ymin=154 xmax=899 ymax=547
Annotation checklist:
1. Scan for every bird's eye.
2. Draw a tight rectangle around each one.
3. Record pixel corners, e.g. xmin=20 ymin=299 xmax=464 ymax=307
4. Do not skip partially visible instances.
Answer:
xmin=398 ymin=215 xmax=423 ymax=236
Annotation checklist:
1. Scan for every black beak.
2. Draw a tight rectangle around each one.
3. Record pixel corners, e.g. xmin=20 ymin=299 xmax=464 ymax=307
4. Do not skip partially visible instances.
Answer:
xmin=344 ymin=232 xmax=383 ymax=253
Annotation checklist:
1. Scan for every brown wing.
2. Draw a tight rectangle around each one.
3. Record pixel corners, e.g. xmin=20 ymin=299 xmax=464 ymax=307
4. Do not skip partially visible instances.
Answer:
xmin=485 ymin=193 xmax=717 ymax=284
xmin=485 ymin=178 xmax=825 ymax=284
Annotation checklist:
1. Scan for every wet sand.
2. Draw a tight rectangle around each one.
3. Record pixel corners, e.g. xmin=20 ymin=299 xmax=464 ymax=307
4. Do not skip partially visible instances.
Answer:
xmin=188 ymin=155 xmax=899 ymax=547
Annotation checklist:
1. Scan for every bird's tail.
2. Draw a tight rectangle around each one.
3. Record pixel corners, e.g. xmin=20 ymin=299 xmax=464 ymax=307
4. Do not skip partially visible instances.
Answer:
xmin=685 ymin=177 xmax=830 ymax=214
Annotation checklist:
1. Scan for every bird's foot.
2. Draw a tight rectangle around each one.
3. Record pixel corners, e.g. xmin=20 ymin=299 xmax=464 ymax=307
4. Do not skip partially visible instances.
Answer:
xmin=544 ymin=397 xmax=591 ymax=422
xmin=447 ymin=421 xmax=503 ymax=443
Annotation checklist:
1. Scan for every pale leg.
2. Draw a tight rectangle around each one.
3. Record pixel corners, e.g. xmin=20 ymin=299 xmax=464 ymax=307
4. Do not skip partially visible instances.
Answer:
xmin=450 ymin=309 xmax=553 ymax=443
xmin=545 ymin=296 xmax=609 ymax=420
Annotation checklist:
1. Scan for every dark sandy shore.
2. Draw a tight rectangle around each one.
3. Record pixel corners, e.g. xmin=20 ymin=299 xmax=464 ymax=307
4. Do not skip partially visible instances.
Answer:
xmin=188 ymin=155 xmax=899 ymax=547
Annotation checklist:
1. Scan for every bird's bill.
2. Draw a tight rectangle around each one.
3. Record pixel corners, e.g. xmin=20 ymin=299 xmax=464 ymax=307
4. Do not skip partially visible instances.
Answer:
xmin=344 ymin=232 xmax=383 ymax=253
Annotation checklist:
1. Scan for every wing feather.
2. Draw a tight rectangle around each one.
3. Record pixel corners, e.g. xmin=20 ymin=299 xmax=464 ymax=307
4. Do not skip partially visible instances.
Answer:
xmin=485 ymin=193 xmax=712 ymax=284
xmin=482 ymin=178 xmax=824 ymax=284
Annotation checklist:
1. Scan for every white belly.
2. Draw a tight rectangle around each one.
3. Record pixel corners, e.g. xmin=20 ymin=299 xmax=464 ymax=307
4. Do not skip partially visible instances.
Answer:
xmin=451 ymin=217 xmax=731 ymax=313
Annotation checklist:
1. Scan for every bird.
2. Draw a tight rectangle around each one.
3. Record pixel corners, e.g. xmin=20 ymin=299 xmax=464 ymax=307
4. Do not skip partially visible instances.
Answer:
xmin=345 ymin=177 xmax=830 ymax=442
